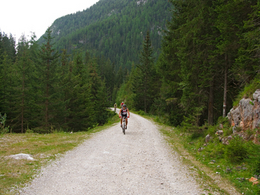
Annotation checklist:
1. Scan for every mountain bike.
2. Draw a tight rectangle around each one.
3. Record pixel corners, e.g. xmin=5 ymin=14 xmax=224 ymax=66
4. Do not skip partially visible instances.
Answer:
xmin=122 ymin=116 xmax=126 ymax=135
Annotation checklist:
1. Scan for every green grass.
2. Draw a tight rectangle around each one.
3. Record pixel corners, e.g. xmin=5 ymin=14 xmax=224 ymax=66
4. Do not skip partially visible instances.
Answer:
xmin=233 ymin=78 xmax=260 ymax=107
xmin=170 ymin=127 xmax=260 ymax=195
xmin=0 ymin=114 xmax=120 ymax=195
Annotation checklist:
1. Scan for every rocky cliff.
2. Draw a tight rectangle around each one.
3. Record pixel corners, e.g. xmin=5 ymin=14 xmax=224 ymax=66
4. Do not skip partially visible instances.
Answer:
xmin=228 ymin=89 xmax=260 ymax=131
xmin=225 ymin=89 xmax=260 ymax=144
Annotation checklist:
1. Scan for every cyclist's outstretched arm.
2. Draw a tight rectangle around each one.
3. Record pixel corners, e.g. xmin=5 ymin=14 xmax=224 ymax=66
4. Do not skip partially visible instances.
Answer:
xmin=127 ymin=109 xmax=130 ymax=118
xmin=119 ymin=109 xmax=121 ymax=117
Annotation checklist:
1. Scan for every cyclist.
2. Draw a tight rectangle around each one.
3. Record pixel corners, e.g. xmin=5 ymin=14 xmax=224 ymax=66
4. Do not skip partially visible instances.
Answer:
xmin=120 ymin=102 xmax=124 ymax=109
xmin=114 ymin=103 xmax=117 ymax=112
xmin=119 ymin=104 xmax=130 ymax=129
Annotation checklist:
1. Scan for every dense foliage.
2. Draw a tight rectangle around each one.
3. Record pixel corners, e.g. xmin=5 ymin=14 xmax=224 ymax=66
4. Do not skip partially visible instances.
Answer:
xmin=0 ymin=29 xmax=118 ymax=133
xmin=39 ymin=0 xmax=171 ymax=70
xmin=118 ymin=0 xmax=260 ymax=127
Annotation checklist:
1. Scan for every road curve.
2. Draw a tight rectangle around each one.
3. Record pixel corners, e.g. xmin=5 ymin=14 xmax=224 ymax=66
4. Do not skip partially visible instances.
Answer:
xmin=21 ymin=111 xmax=204 ymax=195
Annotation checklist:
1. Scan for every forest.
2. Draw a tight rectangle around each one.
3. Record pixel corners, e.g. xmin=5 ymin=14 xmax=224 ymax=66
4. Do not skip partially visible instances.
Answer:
xmin=117 ymin=0 xmax=260 ymax=126
xmin=39 ymin=0 xmax=171 ymax=70
xmin=1 ymin=0 xmax=260 ymax=133
xmin=0 ymin=29 xmax=125 ymax=133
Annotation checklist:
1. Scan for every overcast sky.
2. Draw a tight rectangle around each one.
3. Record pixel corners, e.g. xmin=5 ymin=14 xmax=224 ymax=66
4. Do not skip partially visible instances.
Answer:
xmin=0 ymin=0 xmax=100 ymax=42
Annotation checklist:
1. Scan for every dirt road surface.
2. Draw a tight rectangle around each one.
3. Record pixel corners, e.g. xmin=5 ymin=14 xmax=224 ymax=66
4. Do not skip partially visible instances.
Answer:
xmin=21 ymin=111 xmax=205 ymax=195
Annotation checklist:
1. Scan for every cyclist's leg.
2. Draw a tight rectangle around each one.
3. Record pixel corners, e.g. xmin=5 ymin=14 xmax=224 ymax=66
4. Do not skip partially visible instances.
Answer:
xmin=120 ymin=118 xmax=122 ymax=127
xmin=126 ymin=118 xmax=128 ymax=126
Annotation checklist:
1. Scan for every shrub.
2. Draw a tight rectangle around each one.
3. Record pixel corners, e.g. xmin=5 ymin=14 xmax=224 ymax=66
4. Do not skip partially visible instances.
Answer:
xmin=0 ymin=113 xmax=9 ymax=134
xmin=137 ymin=110 xmax=146 ymax=116
xmin=225 ymin=136 xmax=248 ymax=163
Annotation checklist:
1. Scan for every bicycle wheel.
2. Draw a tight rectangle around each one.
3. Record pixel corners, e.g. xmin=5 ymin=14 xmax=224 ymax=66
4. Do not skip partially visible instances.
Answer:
xmin=122 ymin=122 xmax=125 ymax=135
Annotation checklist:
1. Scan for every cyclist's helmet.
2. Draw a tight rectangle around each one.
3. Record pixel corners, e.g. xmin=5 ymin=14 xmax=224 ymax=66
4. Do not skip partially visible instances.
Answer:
xmin=123 ymin=104 xmax=126 ymax=108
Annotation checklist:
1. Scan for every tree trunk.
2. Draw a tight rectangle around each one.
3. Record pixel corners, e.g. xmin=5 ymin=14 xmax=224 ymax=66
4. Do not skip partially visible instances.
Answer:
xmin=223 ymin=54 xmax=228 ymax=118
xmin=208 ymin=79 xmax=214 ymax=125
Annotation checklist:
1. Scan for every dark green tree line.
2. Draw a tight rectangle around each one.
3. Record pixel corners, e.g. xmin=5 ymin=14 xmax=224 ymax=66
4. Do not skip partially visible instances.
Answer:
xmin=0 ymin=29 xmax=116 ymax=133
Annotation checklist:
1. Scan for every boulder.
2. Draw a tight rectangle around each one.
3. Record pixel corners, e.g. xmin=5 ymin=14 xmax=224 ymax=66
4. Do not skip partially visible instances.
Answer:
xmin=253 ymin=89 xmax=260 ymax=102
xmin=222 ymin=137 xmax=229 ymax=145
xmin=9 ymin=153 xmax=34 ymax=160
xmin=215 ymin=130 xmax=223 ymax=135
xmin=253 ymin=101 xmax=260 ymax=129
xmin=205 ymin=134 xmax=211 ymax=143
xmin=229 ymin=107 xmax=241 ymax=127
xmin=239 ymin=98 xmax=254 ymax=129
xmin=227 ymin=89 xmax=260 ymax=131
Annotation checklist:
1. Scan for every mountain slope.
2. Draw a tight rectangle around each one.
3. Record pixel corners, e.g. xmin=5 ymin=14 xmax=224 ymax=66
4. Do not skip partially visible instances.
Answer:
xmin=40 ymin=0 xmax=171 ymax=69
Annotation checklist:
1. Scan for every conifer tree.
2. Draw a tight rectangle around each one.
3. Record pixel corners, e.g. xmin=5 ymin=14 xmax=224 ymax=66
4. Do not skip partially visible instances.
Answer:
xmin=134 ymin=31 xmax=156 ymax=113
xmin=68 ymin=53 xmax=92 ymax=131
xmin=11 ymin=36 xmax=34 ymax=133
xmin=36 ymin=28 xmax=60 ymax=130
xmin=88 ymin=58 xmax=108 ymax=124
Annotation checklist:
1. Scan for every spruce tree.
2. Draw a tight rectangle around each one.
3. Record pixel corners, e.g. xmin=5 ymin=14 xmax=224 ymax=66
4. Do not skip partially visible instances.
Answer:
xmin=68 ymin=53 xmax=92 ymax=131
xmin=134 ymin=31 xmax=156 ymax=113
xmin=11 ymin=36 xmax=34 ymax=133
xmin=36 ymin=28 xmax=60 ymax=130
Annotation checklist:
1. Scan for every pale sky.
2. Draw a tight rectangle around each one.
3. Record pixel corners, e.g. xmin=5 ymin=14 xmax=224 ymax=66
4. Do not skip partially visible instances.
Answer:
xmin=0 ymin=0 xmax=100 ymax=42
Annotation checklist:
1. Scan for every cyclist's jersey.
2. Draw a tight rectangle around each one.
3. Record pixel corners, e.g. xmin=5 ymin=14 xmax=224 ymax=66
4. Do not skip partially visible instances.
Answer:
xmin=121 ymin=108 xmax=128 ymax=117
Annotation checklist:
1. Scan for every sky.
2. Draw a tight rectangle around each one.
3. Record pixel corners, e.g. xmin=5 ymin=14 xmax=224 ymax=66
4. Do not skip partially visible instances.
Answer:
xmin=0 ymin=0 xmax=100 ymax=42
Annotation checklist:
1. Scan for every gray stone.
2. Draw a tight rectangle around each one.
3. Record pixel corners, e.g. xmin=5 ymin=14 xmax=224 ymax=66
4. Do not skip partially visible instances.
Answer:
xmin=232 ymin=126 xmax=237 ymax=134
xmin=205 ymin=134 xmax=211 ymax=143
xmin=9 ymin=153 xmax=34 ymax=160
xmin=228 ymin=135 xmax=232 ymax=140
xmin=222 ymin=137 xmax=229 ymax=145
xmin=230 ymin=107 xmax=241 ymax=126
xmin=216 ymin=130 xmax=223 ymax=135
xmin=253 ymin=101 xmax=260 ymax=129
xmin=239 ymin=98 xmax=254 ymax=129
xmin=253 ymin=89 xmax=260 ymax=102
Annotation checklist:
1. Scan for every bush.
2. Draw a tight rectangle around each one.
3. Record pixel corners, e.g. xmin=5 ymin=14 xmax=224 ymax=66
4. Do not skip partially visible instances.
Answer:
xmin=0 ymin=113 xmax=9 ymax=134
xmin=225 ymin=136 xmax=248 ymax=163
xmin=137 ymin=110 xmax=146 ymax=116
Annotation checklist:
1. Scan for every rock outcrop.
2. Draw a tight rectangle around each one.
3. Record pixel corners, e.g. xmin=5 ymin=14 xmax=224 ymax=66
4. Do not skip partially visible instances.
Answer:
xmin=228 ymin=89 xmax=260 ymax=130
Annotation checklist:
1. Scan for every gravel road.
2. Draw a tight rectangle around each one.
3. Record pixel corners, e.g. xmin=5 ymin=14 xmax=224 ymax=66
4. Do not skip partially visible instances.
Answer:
xmin=21 ymin=111 xmax=204 ymax=195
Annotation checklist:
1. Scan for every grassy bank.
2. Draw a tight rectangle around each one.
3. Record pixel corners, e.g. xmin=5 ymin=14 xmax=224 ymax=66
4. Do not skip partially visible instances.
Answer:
xmin=135 ymin=111 xmax=260 ymax=195
xmin=0 ymin=114 xmax=120 ymax=195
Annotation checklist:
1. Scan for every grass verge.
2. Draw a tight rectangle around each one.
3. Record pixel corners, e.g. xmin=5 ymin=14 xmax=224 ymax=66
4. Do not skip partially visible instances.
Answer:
xmin=134 ymin=111 xmax=258 ymax=195
xmin=0 ymin=114 xmax=120 ymax=195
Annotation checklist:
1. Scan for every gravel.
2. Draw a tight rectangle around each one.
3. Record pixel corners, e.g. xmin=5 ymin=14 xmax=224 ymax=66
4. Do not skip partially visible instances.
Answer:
xmin=21 ymin=112 xmax=204 ymax=195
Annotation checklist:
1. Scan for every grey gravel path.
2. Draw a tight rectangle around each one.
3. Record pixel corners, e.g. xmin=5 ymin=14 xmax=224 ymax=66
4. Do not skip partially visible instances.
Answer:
xmin=21 ymin=112 xmax=204 ymax=195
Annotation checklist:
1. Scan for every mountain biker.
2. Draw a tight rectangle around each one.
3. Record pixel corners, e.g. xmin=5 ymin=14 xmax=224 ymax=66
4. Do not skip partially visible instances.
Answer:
xmin=114 ymin=103 xmax=117 ymax=112
xmin=119 ymin=104 xmax=130 ymax=129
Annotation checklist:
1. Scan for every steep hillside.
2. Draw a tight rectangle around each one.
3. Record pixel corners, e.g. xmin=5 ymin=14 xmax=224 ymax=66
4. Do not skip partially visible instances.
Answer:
xmin=40 ymin=0 xmax=171 ymax=69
